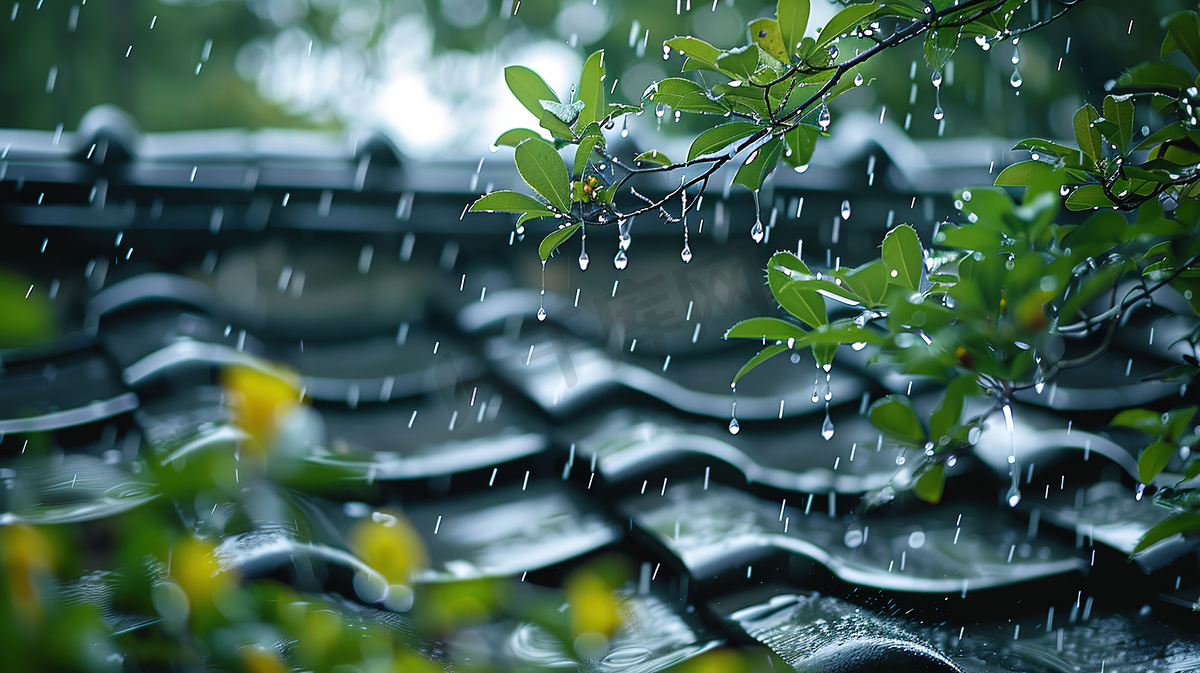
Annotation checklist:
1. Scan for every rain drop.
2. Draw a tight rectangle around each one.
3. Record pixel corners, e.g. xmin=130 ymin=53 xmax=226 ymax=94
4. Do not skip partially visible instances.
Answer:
xmin=818 ymin=104 xmax=831 ymax=130
xmin=840 ymin=199 xmax=851 ymax=219
xmin=537 ymin=307 xmax=547 ymax=321
xmin=1010 ymin=67 xmax=1023 ymax=88
xmin=680 ymin=243 xmax=692 ymax=263
xmin=931 ymin=69 xmax=943 ymax=88
xmin=821 ymin=406 xmax=835 ymax=441
xmin=614 ymin=248 xmax=629 ymax=270
xmin=750 ymin=219 xmax=765 ymax=243
xmin=579 ymin=249 xmax=590 ymax=270
xmin=1007 ymin=484 xmax=1022 ymax=507
xmin=728 ymin=418 xmax=741 ymax=434
xmin=933 ymin=105 xmax=945 ymax=121
xmin=853 ymin=72 xmax=864 ymax=87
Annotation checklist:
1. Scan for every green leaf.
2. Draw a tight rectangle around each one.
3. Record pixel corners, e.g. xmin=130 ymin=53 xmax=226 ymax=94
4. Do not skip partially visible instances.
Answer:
xmin=994 ymin=160 xmax=1072 ymax=200
xmin=725 ymin=317 xmax=807 ymax=341
xmin=1133 ymin=511 xmax=1200 ymax=555
xmin=538 ymin=112 xmax=576 ymax=140
xmin=716 ymin=44 xmax=762 ymax=82
xmin=634 ymin=150 xmax=672 ymax=166
xmin=1012 ymin=138 xmax=1084 ymax=165
xmin=1061 ymin=262 xmax=1127 ymax=319
xmin=733 ymin=138 xmax=783 ymax=191
xmin=1108 ymin=403 xmax=1166 ymax=436
xmin=1118 ymin=61 xmax=1194 ymax=90
xmin=517 ymin=210 xmax=557 ymax=227
xmin=470 ymin=190 xmax=551 ymax=214
xmin=869 ymin=394 xmax=926 ymax=444
xmin=768 ymin=252 xmax=827 ymax=329
xmin=748 ymin=18 xmax=789 ymax=63
xmin=782 ymin=124 xmax=818 ymax=169
xmin=923 ymin=25 xmax=960 ymax=71
xmin=813 ymin=342 xmax=836 ymax=369
xmin=574 ymin=136 xmax=602 ymax=177
xmin=602 ymin=103 xmax=641 ymax=124
xmin=688 ymin=122 xmax=762 ymax=161
xmin=495 ymin=128 xmax=543 ymax=148
xmin=733 ymin=343 xmax=790 ymax=384
xmin=835 ymin=259 xmax=890 ymax=307
xmin=645 ymin=78 xmax=727 ymax=114
xmin=665 ymin=36 xmax=723 ymax=71
xmin=881 ymin=224 xmax=923 ymax=291
xmin=1166 ymin=407 xmax=1198 ymax=443
xmin=578 ymin=51 xmax=606 ymax=129
xmin=506 ymin=66 xmax=561 ymax=119
xmin=1065 ymin=184 xmax=1113 ymax=211
xmin=1073 ymin=104 xmax=1102 ymax=166
xmin=1162 ymin=11 xmax=1200 ymax=71
xmin=1137 ymin=441 xmax=1176 ymax=482
xmin=1103 ymin=94 xmax=1135 ymax=154
xmin=930 ymin=375 xmax=978 ymax=442
xmin=777 ymin=0 xmax=810 ymax=57
xmin=539 ymin=222 xmax=582 ymax=261
xmin=913 ymin=464 xmax=945 ymax=504
xmin=514 ymin=138 xmax=572 ymax=213
xmin=814 ymin=3 xmax=879 ymax=50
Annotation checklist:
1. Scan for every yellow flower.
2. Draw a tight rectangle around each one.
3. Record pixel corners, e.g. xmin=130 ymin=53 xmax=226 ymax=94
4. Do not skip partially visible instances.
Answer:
xmin=0 ymin=523 xmax=56 ymax=627
xmin=221 ymin=364 xmax=302 ymax=455
xmin=171 ymin=537 xmax=236 ymax=610
xmin=348 ymin=511 xmax=429 ymax=586
xmin=565 ymin=568 xmax=621 ymax=641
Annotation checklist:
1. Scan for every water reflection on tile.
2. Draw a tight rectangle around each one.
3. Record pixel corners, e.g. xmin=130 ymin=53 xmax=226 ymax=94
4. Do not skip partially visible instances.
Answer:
xmin=575 ymin=409 xmax=902 ymax=495
xmin=486 ymin=333 xmax=863 ymax=420
xmin=506 ymin=585 xmax=722 ymax=672
xmin=398 ymin=482 xmax=621 ymax=582
xmin=730 ymin=593 xmax=961 ymax=672
xmin=625 ymin=481 xmax=1085 ymax=593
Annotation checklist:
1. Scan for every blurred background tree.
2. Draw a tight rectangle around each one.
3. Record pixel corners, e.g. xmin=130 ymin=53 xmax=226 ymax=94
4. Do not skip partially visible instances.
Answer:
xmin=0 ymin=0 xmax=1192 ymax=156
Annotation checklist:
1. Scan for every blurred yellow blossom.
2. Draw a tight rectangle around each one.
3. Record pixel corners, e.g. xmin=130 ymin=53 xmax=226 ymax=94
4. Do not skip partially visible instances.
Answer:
xmin=0 ymin=523 xmax=56 ymax=627
xmin=565 ymin=567 xmax=621 ymax=642
xmin=221 ymin=363 xmax=303 ymax=455
xmin=349 ymin=510 xmax=429 ymax=587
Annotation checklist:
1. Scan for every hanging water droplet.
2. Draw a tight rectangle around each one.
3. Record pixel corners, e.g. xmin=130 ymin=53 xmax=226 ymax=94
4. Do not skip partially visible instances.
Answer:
xmin=931 ymin=69 xmax=943 ymax=88
xmin=1033 ymin=365 xmax=1046 ymax=394
xmin=933 ymin=105 xmax=945 ymax=120
xmin=1135 ymin=483 xmax=1146 ymax=501
xmin=786 ymin=337 xmax=796 ymax=349
xmin=818 ymin=105 xmax=831 ymax=130
xmin=680 ymin=243 xmax=692 ymax=263
xmin=1010 ymin=67 xmax=1023 ymax=88
xmin=537 ymin=307 xmax=547 ymax=321
xmin=655 ymin=102 xmax=667 ymax=118
xmin=840 ymin=199 xmax=851 ymax=219
xmin=853 ymin=72 xmax=864 ymax=87
xmin=1005 ymin=253 xmax=1015 ymax=270
xmin=821 ymin=407 xmax=835 ymax=441
xmin=1006 ymin=484 xmax=1022 ymax=507
xmin=750 ymin=219 xmax=765 ymax=243
xmin=614 ymin=248 xmax=629 ymax=270
xmin=946 ymin=455 xmax=958 ymax=467
xmin=1011 ymin=46 xmax=1020 ymax=65
xmin=728 ymin=418 xmax=740 ymax=434
xmin=579 ymin=249 xmax=590 ymax=270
